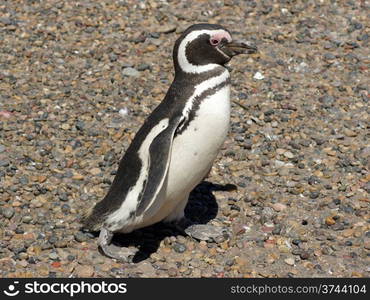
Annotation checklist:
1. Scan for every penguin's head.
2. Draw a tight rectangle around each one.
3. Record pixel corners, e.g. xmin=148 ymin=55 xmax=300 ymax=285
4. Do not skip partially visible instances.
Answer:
xmin=173 ymin=23 xmax=257 ymax=74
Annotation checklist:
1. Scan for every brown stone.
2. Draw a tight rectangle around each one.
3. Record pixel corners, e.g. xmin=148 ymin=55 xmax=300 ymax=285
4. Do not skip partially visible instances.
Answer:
xmin=325 ymin=216 xmax=336 ymax=226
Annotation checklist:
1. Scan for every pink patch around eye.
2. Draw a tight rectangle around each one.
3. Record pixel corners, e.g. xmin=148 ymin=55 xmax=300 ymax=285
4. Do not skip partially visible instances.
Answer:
xmin=210 ymin=39 xmax=220 ymax=45
xmin=211 ymin=31 xmax=232 ymax=43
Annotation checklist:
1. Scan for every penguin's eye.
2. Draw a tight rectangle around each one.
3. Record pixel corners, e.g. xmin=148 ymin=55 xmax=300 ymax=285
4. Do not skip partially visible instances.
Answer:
xmin=210 ymin=38 xmax=220 ymax=46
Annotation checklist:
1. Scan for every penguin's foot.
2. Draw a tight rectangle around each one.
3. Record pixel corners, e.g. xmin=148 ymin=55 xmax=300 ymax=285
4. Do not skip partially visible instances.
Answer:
xmin=173 ymin=218 xmax=226 ymax=242
xmin=98 ymin=228 xmax=136 ymax=262
xmin=100 ymin=244 xmax=136 ymax=262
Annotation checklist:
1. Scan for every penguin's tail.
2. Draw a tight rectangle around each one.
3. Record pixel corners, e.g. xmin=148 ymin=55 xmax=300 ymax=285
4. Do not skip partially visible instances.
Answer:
xmin=80 ymin=204 xmax=103 ymax=232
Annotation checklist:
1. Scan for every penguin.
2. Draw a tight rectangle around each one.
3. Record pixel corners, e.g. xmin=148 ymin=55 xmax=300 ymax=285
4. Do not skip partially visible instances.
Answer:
xmin=82 ymin=23 xmax=257 ymax=260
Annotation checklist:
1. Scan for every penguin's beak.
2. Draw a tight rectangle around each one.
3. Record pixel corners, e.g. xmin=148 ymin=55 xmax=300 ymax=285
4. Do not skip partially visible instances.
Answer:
xmin=220 ymin=40 xmax=258 ymax=58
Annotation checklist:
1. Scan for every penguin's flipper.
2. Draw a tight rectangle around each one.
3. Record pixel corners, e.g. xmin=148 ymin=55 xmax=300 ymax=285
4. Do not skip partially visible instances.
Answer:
xmin=135 ymin=115 xmax=184 ymax=216
xmin=81 ymin=115 xmax=184 ymax=231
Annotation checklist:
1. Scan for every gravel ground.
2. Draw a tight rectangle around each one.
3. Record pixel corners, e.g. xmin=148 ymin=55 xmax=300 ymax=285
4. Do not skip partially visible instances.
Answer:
xmin=0 ymin=0 xmax=369 ymax=278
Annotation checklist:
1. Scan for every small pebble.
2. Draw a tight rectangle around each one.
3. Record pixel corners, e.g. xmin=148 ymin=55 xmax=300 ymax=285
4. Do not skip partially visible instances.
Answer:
xmin=172 ymin=243 xmax=187 ymax=253
xmin=67 ymin=255 xmax=76 ymax=261
xmin=300 ymin=251 xmax=310 ymax=260
xmin=119 ymin=108 xmax=129 ymax=117
xmin=292 ymin=239 xmax=301 ymax=246
xmin=22 ymin=215 xmax=33 ymax=223
xmin=253 ymin=71 xmax=264 ymax=80
xmin=309 ymin=191 xmax=320 ymax=199
xmin=225 ymin=259 xmax=235 ymax=267
xmin=271 ymin=203 xmax=287 ymax=212
xmin=0 ymin=160 xmax=10 ymax=167
xmin=325 ymin=216 xmax=336 ymax=226
xmin=74 ymin=232 xmax=88 ymax=243
xmin=49 ymin=252 xmax=59 ymax=260
xmin=122 ymin=67 xmax=140 ymax=77
xmin=284 ymin=258 xmax=295 ymax=266
xmin=1 ymin=207 xmax=15 ymax=219
xmin=284 ymin=151 xmax=294 ymax=159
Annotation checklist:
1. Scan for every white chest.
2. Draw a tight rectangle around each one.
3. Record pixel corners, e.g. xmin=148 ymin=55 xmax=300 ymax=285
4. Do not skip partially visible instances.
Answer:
xmin=166 ymin=84 xmax=231 ymax=198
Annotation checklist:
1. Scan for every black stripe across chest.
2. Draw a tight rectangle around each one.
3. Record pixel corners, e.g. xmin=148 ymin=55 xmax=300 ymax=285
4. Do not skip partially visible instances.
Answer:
xmin=175 ymin=70 xmax=230 ymax=136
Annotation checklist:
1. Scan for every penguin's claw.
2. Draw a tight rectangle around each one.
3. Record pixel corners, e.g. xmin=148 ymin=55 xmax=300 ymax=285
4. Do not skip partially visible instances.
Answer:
xmin=98 ymin=227 xmax=136 ymax=262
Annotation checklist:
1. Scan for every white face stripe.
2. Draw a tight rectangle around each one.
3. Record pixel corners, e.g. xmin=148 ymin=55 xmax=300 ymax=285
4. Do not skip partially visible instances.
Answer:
xmin=177 ymin=29 xmax=232 ymax=74
xmin=106 ymin=118 xmax=169 ymax=228
xmin=178 ymin=69 xmax=230 ymax=131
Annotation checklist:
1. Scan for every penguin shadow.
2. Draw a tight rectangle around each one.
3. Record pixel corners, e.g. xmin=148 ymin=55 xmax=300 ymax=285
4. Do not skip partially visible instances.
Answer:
xmin=109 ymin=181 xmax=237 ymax=263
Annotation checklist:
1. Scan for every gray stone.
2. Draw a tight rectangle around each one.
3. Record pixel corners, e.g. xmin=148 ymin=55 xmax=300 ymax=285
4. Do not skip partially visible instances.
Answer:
xmin=19 ymin=176 xmax=29 ymax=185
xmin=22 ymin=215 xmax=33 ymax=223
xmin=122 ymin=67 xmax=140 ymax=77
xmin=0 ymin=160 xmax=10 ymax=167
xmin=137 ymin=63 xmax=150 ymax=71
xmin=172 ymin=242 xmax=187 ymax=253
xmin=185 ymin=224 xmax=225 ymax=241
xmin=49 ymin=252 xmax=59 ymax=260
xmin=74 ymin=232 xmax=88 ymax=242
xmin=1 ymin=207 xmax=15 ymax=219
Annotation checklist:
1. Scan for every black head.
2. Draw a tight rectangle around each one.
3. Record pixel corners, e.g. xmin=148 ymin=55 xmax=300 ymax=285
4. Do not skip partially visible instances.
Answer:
xmin=173 ymin=23 xmax=257 ymax=74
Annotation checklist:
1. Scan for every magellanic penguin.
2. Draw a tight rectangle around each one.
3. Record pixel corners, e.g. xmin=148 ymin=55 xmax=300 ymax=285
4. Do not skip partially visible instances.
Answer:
xmin=82 ymin=23 xmax=257 ymax=260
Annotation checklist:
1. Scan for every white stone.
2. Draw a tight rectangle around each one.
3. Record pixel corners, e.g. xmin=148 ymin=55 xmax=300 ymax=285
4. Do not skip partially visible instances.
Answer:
xmin=119 ymin=107 xmax=129 ymax=117
xmin=253 ymin=71 xmax=264 ymax=80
